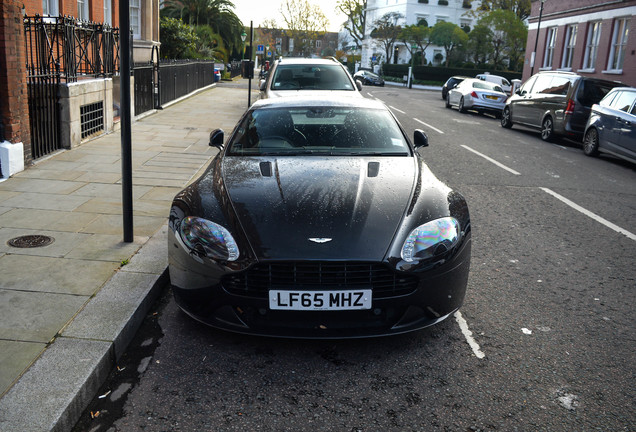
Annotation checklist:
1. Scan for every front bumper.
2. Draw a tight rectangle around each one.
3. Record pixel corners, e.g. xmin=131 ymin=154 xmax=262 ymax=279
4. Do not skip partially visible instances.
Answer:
xmin=168 ymin=230 xmax=471 ymax=338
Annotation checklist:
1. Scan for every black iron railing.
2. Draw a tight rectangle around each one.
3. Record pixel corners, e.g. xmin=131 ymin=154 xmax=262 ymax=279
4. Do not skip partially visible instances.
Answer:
xmin=24 ymin=15 xmax=120 ymax=83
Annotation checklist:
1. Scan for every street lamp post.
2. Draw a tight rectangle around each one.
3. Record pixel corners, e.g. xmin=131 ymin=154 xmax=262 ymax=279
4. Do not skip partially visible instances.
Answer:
xmin=409 ymin=43 xmax=416 ymax=89
xmin=530 ymin=0 xmax=547 ymax=76
xmin=240 ymin=23 xmax=254 ymax=107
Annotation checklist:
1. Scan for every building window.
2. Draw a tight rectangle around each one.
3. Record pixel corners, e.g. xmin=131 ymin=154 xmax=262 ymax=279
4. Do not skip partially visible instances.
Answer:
xmin=42 ymin=0 xmax=59 ymax=16
xmin=103 ymin=0 xmax=112 ymax=25
xmin=316 ymin=40 xmax=322 ymax=49
xmin=130 ymin=0 xmax=141 ymax=38
xmin=561 ymin=25 xmax=577 ymax=69
xmin=608 ymin=18 xmax=630 ymax=71
xmin=543 ymin=27 xmax=557 ymax=68
xmin=583 ymin=21 xmax=601 ymax=70
xmin=77 ymin=0 xmax=89 ymax=21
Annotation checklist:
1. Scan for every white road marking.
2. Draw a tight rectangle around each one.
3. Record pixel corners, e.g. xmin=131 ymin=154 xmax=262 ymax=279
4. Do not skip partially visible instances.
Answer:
xmin=413 ymin=118 xmax=445 ymax=134
xmin=389 ymin=105 xmax=405 ymax=114
xmin=460 ymin=145 xmax=521 ymax=175
xmin=540 ymin=187 xmax=636 ymax=241
xmin=455 ymin=311 xmax=486 ymax=359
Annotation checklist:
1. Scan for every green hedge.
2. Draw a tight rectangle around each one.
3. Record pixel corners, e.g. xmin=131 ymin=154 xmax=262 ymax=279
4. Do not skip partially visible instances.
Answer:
xmin=382 ymin=64 xmax=522 ymax=84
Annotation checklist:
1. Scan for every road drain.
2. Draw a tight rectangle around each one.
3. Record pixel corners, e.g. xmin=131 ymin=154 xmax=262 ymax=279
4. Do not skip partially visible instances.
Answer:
xmin=7 ymin=235 xmax=54 ymax=248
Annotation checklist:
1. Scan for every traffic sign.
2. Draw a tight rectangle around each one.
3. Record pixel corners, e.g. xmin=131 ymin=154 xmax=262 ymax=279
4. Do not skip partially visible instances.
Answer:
xmin=256 ymin=44 xmax=264 ymax=54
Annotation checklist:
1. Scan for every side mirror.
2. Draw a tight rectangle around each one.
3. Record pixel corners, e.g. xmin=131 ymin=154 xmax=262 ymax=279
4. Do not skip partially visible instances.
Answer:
xmin=259 ymin=80 xmax=267 ymax=91
xmin=413 ymin=129 xmax=428 ymax=148
xmin=209 ymin=129 xmax=224 ymax=148
xmin=355 ymin=80 xmax=363 ymax=91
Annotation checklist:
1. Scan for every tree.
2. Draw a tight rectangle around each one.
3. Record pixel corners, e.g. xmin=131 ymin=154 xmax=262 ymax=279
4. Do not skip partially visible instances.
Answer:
xmin=479 ymin=9 xmax=527 ymax=70
xmin=337 ymin=0 xmax=366 ymax=50
xmin=399 ymin=24 xmax=431 ymax=66
xmin=280 ymin=0 xmax=329 ymax=56
xmin=467 ymin=24 xmax=493 ymax=66
xmin=160 ymin=17 xmax=199 ymax=59
xmin=430 ymin=21 xmax=468 ymax=67
xmin=473 ymin=0 xmax=531 ymax=21
xmin=370 ymin=12 xmax=404 ymax=65
xmin=160 ymin=0 xmax=244 ymax=61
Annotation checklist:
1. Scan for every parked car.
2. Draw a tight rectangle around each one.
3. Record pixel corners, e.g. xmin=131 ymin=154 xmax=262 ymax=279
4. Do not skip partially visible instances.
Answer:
xmin=441 ymin=76 xmax=469 ymax=100
xmin=168 ymin=95 xmax=472 ymax=338
xmin=583 ymin=87 xmax=636 ymax=164
xmin=259 ymin=57 xmax=362 ymax=99
xmin=214 ymin=68 xmax=221 ymax=82
xmin=446 ymin=78 xmax=507 ymax=117
xmin=353 ymin=70 xmax=385 ymax=86
xmin=476 ymin=73 xmax=512 ymax=94
xmin=501 ymin=71 xmax=621 ymax=142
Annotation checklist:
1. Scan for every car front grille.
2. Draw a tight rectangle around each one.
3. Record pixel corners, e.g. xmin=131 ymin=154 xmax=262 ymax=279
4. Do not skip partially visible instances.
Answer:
xmin=222 ymin=262 xmax=419 ymax=299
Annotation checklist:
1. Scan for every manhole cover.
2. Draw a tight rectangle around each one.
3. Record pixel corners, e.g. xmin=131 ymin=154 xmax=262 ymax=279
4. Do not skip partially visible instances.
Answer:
xmin=7 ymin=235 xmax=55 ymax=248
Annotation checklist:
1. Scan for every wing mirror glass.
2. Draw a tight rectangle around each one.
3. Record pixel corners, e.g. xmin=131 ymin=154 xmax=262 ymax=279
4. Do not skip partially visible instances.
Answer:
xmin=209 ymin=129 xmax=224 ymax=148
xmin=355 ymin=80 xmax=363 ymax=91
xmin=413 ymin=129 xmax=428 ymax=148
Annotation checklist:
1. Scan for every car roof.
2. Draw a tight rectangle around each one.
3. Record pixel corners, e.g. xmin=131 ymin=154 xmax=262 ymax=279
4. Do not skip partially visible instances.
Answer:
xmin=274 ymin=57 xmax=343 ymax=66
xmin=251 ymin=95 xmax=387 ymax=111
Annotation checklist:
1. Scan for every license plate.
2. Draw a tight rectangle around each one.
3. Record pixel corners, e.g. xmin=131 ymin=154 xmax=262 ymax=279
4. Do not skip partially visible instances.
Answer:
xmin=269 ymin=289 xmax=372 ymax=311
xmin=485 ymin=95 xmax=498 ymax=100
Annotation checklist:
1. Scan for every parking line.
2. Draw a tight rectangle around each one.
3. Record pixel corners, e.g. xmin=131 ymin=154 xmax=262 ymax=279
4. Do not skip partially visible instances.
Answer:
xmin=455 ymin=311 xmax=486 ymax=359
xmin=460 ymin=145 xmax=521 ymax=175
xmin=413 ymin=118 xmax=445 ymax=134
xmin=540 ymin=187 xmax=636 ymax=241
xmin=389 ymin=105 xmax=405 ymax=114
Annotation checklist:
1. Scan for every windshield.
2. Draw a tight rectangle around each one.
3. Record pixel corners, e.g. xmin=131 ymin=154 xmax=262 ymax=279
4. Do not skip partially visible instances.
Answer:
xmin=227 ymin=107 xmax=411 ymax=156
xmin=271 ymin=64 xmax=354 ymax=91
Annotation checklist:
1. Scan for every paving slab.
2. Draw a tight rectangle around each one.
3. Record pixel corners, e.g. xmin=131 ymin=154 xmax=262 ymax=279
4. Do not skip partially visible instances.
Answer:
xmin=0 ymin=255 xmax=119 ymax=294
xmin=0 ymin=208 xmax=99 ymax=232
xmin=0 ymin=228 xmax=92 ymax=257
xmin=0 ymin=192 xmax=91 ymax=211
xmin=0 ymin=340 xmax=46 ymax=399
xmin=0 ymin=289 xmax=89 ymax=342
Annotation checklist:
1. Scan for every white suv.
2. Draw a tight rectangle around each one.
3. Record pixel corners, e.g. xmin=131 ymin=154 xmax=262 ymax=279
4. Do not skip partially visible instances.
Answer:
xmin=259 ymin=58 xmax=362 ymax=99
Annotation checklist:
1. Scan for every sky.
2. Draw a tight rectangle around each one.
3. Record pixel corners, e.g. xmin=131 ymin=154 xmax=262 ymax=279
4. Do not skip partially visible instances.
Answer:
xmin=232 ymin=0 xmax=348 ymax=33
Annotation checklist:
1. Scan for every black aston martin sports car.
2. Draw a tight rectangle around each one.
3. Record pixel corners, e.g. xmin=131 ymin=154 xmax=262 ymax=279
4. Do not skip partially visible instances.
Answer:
xmin=168 ymin=96 xmax=471 ymax=338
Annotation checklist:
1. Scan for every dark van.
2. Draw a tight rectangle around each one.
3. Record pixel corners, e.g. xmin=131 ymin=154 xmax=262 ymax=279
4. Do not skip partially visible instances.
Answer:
xmin=500 ymin=71 xmax=621 ymax=141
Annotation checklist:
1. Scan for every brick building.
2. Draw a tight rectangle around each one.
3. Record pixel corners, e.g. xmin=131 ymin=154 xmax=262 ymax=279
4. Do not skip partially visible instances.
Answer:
xmin=0 ymin=0 xmax=159 ymax=176
xmin=524 ymin=0 xmax=636 ymax=87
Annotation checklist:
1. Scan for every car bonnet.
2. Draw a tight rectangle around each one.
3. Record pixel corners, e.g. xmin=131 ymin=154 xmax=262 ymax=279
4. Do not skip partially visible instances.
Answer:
xmin=220 ymin=156 xmax=417 ymax=261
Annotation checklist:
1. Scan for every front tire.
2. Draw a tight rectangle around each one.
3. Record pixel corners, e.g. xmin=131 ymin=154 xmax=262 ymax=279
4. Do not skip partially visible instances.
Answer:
xmin=541 ymin=116 xmax=555 ymax=141
xmin=501 ymin=107 xmax=513 ymax=128
xmin=445 ymin=96 xmax=451 ymax=109
xmin=583 ymin=128 xmax=600 ymax=156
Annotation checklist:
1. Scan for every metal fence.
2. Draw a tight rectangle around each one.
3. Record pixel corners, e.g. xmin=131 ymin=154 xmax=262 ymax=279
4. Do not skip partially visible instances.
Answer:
xmin=24 ymin=15 xmax=120 ymax=83
xmin=23 ymin=15 xmax=120 ymax=158
xmin=158 ymin=60 xmax=215 ymax=107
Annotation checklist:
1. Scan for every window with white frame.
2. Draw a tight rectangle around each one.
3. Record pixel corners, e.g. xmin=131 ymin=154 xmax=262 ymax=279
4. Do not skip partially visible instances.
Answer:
xmin=583 ymin=21 xmax=601 ymax=70
xmin=103 ymin=0 xmax=112 ymax=25
xmin=543 ymin=27 xmax=557 ymax=68
xmin=316 ymin=40 xmax=322 ymax=49
xmin=561 ymin=24 xmax=577 ymax=69
xmin=77 ymin=0 xmax=89 ymax=21
xmin=608 ymin=18 xmax=630 ymax=71
xmin=130 ymin=0 xmax=141 ymax=38
xmin=42 ymin=0 xmax=59 ymax=16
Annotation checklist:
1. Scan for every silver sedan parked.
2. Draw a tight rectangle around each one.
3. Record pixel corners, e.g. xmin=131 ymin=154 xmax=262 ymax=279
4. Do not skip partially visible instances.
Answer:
xmin=446 ymin=78 xmax=507 ymax=117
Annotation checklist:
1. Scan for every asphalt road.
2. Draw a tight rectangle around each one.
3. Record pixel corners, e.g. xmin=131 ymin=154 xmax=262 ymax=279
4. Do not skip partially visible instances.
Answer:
xmin=74 ymin=84 xmax=636 ymax=432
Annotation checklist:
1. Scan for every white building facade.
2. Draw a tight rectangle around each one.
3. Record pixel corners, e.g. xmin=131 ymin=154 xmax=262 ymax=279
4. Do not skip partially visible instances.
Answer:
xmin=361 ymin=0 xmax=481 ymax=69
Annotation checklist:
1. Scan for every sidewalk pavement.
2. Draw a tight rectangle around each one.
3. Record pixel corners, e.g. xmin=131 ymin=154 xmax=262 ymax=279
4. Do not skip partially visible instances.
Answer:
xmin=0 ymin=82 xmax=253 ymax=432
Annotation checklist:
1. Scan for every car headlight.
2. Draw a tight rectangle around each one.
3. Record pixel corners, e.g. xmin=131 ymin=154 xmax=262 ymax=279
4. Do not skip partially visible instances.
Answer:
xmin=179 ymin=216 xmax=239 ymax=261
xmin=401 ymin=217 xmax=460 ymax=263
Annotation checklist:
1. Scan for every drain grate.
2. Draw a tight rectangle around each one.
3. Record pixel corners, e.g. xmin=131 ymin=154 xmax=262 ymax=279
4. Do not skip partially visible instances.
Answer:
xmin=7 ymin=235 xmax=55 ymax=248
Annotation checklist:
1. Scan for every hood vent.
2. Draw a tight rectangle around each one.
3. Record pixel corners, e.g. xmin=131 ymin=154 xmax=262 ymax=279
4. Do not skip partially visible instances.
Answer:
xmin=368 ymin=161 xmax=380 ymax=177
xmin=260 ymin=161 xmax=273 ymax=177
